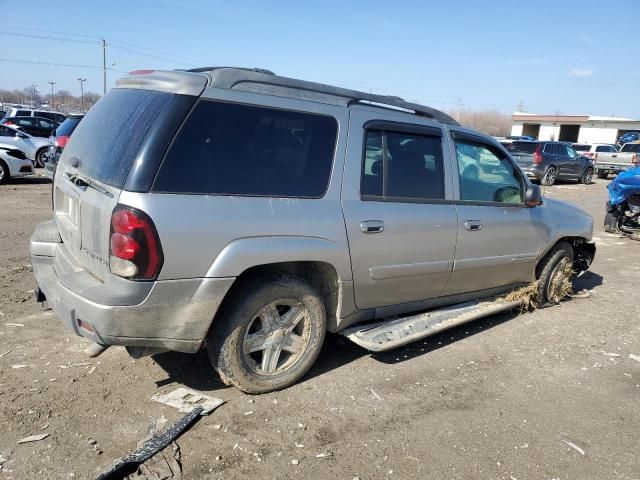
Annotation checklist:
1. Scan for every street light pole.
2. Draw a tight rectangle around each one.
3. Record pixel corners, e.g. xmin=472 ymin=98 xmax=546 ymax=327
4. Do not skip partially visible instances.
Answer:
xmin=102 ymin=38 xmax=107 ymax=95
xmin=30 ymin=84 xmax=37 ymax=108
xmin=77 ymin=78 xmax=86 ymax=111
xmin=48 ymin=81 xmax=56 ymax=110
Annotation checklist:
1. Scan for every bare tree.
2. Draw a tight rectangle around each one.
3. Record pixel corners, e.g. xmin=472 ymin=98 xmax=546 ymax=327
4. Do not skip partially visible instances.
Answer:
xmin=449 ymin=108 xmax=512 ymax=137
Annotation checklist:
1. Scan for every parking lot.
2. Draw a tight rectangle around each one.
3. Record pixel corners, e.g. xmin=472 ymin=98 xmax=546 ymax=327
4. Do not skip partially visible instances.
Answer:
xmin=1 ymin=176 xmax=639 ymax=479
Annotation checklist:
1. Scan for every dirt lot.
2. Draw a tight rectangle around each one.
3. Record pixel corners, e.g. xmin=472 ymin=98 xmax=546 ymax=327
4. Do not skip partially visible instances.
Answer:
xmin=1 ymin=175 xmax=639 ymax=480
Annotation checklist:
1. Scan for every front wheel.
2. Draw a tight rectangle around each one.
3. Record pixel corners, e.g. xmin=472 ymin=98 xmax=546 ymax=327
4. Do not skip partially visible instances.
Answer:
xmin=207 ymin=274 xmax=326 ymax=394
xmin=0 ymin=160 xmax=9 ymax=184
xmin=541 ymin=166 xmax=558 ymax=186
xmin=580 ymin=167 xmax=593 ymax=185
xmin=535 ymin=242 xmax=574 ymax=307
xmin=35 ymin=148 xmax=48 ymax=168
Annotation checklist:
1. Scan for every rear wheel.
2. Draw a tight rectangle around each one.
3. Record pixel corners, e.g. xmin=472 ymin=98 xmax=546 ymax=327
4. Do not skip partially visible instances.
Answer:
xmin=207 ymin=274 xmax=326 ymax=394
xmin=541 ymin=166 xmax=558 ymax=186
xmin=597 ymin=170 xmax=608 ymax=179
xmin=535 ymin=242 xmax=574 ymax=307
xmin=580 ymin=167 xmax=593 ymax=184
xmin=35 ymin=148 xmax=47 ymax=168
xmin=0 ymin=160 xmax=9 ymax=184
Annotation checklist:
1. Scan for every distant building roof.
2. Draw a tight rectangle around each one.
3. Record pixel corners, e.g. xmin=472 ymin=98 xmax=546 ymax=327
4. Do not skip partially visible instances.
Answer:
xmin=512 ymin=112 xmax=639 ymax=123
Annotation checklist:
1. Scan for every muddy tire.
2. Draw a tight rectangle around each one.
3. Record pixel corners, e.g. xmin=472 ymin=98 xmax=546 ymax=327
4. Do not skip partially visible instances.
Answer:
xmin=534 ymin=242 xmax=574 ymax=307
xmin=604 ymin=212 xmax=621 ymax=234
xmin=206 ymin=274 xmax=326 ymax=394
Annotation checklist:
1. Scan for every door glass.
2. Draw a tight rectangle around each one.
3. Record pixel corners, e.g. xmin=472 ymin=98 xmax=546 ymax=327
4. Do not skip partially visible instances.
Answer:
xmin=360 ymin=129 xmax=445 ymax=200
xmin=455 ymin=141 xmax=523 ymax=204
xmin=566 ymin=145 xmax=577 ymax=158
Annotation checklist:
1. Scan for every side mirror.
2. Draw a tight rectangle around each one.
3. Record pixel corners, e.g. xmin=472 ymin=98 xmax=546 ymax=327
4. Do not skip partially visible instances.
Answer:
xmin=525 ymin=184 xmax=543 ymax=207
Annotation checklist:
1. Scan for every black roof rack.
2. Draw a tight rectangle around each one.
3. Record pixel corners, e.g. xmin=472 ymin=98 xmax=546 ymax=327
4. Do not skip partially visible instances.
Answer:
xmin=185 ymin=67 xmax=458 ymax=125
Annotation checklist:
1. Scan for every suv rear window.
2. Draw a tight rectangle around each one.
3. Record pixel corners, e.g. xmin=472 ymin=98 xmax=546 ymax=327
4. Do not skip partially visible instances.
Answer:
xmin=59 ymin=88 xmax=173 ymax=188
xmin=573 ymin=144 xmax=591 ymax=151
xmin=508 ymin=141 xmax=538 ymax=154
xmin=55 ymin=117 xmax=82 ymax=137
xmin=153 ymin=100 xmax=338 ymax=197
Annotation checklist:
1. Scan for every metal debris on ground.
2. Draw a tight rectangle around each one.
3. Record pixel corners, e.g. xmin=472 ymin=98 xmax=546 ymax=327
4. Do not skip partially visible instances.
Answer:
xmin=95 ymin=407 xmax=204 ymax=480
xmin=17 ymin=433 xmax=49 ymax=444
xmin=150 ymin=387 xmax=224 ymax=415
xmin=0 ymin=350 xmax=11 ymax=357
xmin=370 ymin=389 xmax=382 ymax=400
xmin=5 ymin=323 xmax=24 ymax=327
xmin=629 ymin=354 xmax=640 ymax=363
xmin=602 ymin=351 xmax=621 ymax=357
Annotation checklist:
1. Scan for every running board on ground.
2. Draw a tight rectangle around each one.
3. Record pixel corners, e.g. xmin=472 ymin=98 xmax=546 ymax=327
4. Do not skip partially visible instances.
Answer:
xmin=341 ymin=298 xmax=523 ymax=352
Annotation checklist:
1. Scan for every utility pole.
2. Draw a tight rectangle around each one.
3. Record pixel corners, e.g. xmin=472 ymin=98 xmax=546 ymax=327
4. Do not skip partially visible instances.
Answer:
xmin=77 ymin=78 xmax=86 ymax=110
xmin=516 ymin=100 xmax=525 ymax=112
xmin=102 ymin=38 xmax=107 ymax=95
xmin=457 ymin=97 xmax=463 ymax=122
xmin=30 ymin=84 xmax=37 ymax=108
xmin=48 ymin=81 xmax=56 ymax=109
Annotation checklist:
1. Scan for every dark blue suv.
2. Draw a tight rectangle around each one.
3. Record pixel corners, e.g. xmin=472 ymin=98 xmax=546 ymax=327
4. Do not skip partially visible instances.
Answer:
xmin=507 ymin=141 xmax=594 ymax=186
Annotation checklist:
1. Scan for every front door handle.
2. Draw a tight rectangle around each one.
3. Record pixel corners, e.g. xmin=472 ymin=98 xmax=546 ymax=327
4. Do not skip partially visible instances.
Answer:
xmin=464 ymin=220 xmax=483 ymax=231
xmin=360 ymin=220 xmax=384 ymax=234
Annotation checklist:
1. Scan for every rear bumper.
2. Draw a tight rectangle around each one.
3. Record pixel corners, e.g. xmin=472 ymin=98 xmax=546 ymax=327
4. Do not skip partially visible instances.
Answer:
xmin=595 ymin=163 xmax=633 ymax=173
xmin=30 ymin=220 xmax=235 ymax=353
xmin=519 ymin=165 xmax=545 ymax=180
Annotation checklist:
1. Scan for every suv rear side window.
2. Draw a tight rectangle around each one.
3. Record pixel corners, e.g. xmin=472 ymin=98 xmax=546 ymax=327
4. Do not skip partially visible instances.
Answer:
xmin=361 ymin=129 xmax=445 ymax=200
xmin=154 ymin=101 xmax=338 ymax=197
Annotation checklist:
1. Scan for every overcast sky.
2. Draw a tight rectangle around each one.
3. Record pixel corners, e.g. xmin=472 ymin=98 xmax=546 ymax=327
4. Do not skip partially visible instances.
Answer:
xmin=1 ymin=0 xmax=638 ymax=117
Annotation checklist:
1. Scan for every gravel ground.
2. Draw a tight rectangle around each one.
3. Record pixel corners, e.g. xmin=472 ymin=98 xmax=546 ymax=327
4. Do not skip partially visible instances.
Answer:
xmin=1 ymin=175 xmax=639 ymax=480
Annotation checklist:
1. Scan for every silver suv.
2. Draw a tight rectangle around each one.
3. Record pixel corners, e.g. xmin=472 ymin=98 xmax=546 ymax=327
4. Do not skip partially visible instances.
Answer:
xmin=30 ymin=68 xmax=596 ymax=393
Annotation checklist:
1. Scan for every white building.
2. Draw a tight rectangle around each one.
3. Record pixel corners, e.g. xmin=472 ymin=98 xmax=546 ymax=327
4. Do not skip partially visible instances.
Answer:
xmin=510 ymin=112 xmax=640 ymax=144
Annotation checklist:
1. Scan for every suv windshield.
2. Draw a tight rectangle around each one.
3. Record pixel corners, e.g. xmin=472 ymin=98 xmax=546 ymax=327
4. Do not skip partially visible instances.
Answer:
xmin=59 ymin=89 xmax=173 ymax=188
xmin=508 ymin=141 xmax=539 ymax=154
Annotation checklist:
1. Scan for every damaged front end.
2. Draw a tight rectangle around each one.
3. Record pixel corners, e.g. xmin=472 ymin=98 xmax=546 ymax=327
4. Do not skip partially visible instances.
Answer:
xmin=572 ymin=240 xmax=596 ymax=276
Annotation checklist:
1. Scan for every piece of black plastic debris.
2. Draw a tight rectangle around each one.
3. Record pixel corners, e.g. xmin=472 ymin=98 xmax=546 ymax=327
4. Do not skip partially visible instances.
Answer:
xmin=95 ymin=406 xmax=203 ymax=480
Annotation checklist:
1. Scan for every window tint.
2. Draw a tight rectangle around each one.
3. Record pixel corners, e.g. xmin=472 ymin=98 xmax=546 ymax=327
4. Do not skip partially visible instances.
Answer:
xmin=0 ymin=126 xmax=14 ymax=137
xmin=16 ymin=110 xmax=31 ymax=116
xmin=154 ymin=101 xmax=338 ymax=197
xmin=508 ymin=141 xmax=538 ymax=154
xmin=595 ymin=145 xmax=613 ymax=152
xmin=455 ymin=141 xmax=523 ymax=204
xmin=360 ymin=129 xmax=445 ymax=200
xmin=56 ymin=117 xmax=82 ymax=137
xmin=573 ymin=144 xmax=591 ymax=151
xmin=566 ymin=145 xmax=577 ymax=158
xmin=60 ymin=88 xmax=173 ymax=188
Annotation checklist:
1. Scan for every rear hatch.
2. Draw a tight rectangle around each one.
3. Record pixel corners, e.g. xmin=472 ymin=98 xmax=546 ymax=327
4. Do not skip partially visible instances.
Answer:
xmin=53 ymin=76 xmax=205 ymax=282
xmin=507 ymin=141 xmax=539 ymax=168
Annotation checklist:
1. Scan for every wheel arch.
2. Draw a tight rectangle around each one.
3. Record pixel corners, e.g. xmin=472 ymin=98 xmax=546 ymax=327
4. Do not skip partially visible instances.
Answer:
xmin=536 ymin=236 xmax=595 ymax=276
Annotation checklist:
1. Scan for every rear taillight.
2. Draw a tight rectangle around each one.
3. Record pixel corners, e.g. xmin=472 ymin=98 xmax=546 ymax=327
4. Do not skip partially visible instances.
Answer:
xmin=109 ymin=206 xmax=163 ymax=280
xmin=56 ymin=135 xmax=70 ymax=148
xmin=533 ymin=145 xmax=543 ymax=165
xmin=5 ymin=120 xmax=14 ymax=126
xmin=583 ymin=152 xmax=594 ymax=159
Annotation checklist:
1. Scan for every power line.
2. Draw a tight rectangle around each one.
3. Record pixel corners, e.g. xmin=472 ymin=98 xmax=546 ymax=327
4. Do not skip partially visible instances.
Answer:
xmin=0 ymin=31 xmax=99 ymax=45
xmin=0 ymin=57 xmax=126 ymax=73
xmin=0 ymin=24 xmax=100 ymax=38
xmin=108 ymin=43 xmax=199 ymax=67
xmin=107 ymin=39 xmax=207 ymax=66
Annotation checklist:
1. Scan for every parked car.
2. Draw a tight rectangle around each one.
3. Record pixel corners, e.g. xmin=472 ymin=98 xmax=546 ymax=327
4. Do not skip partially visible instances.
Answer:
xmin=4 ymin=107 xmax=66 ymax=124
xmin=0 ymin=124 xmax=49 ymax=167
xmin=30 ymin=68 xmax=596 ymax=394
xmin=572 ymin=143 xmax=618 ymax=160
xmin=617 ymin=131 xmax=640 ymax=146
xmin=507 ymin=141 xmax=594 ymax=185
xmin=0 ymin=110 xmax=6 ymax=119
xmin=45 ymin=114 xmax=84 ymax=178
xmin=593 ymin=142 xmax=640 ymax=178
xmin=0 ymin=144 xmax=35 ymax=183
xmin=1 ymin=116 xmax=60 ymax=139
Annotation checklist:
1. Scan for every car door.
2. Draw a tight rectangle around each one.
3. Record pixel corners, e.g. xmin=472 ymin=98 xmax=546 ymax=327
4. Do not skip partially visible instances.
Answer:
xmin=564 ymin=145 xmax=583 ymax=178
xmin=341 ymin=108 xmax=458 ymax=309
xmin=442 ymin=130 xmax=545 ymax=296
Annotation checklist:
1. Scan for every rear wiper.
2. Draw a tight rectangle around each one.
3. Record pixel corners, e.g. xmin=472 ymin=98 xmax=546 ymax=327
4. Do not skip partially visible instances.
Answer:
xmin=65 ymin=172 xmax=114 ymax=198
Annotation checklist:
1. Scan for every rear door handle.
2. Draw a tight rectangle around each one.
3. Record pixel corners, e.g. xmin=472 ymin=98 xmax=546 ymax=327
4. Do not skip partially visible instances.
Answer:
xmin=464 ymin=220 xmax=483 ymax=231
xmin=360 ymin=220 xmax=384 ymax=233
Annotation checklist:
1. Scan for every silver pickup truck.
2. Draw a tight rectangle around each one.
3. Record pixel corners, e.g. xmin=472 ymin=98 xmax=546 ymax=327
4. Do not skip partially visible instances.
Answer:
xmin=594 ymin=143 xmax=640 ymax=179
xmin=30 ymin=68 xmax=596 ymax=393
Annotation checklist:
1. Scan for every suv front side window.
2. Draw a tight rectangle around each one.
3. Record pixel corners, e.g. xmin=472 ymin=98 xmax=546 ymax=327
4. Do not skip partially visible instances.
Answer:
xmin=360 ymin=129 xmax=445 ymax=201
xmin=455 ymin=140 xmax=523 ymax=204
